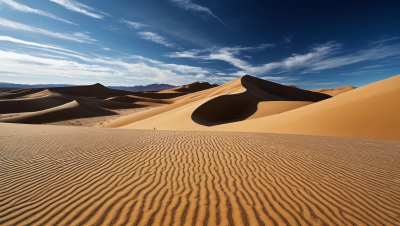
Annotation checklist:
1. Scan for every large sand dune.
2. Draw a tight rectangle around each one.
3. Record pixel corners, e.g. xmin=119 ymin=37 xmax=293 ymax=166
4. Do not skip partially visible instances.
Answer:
xmin=0 ymin=123 xmax=399 ymax=226
xmin=105 ymin=75 xmax=329 ymax=128
xmin=113 ymin=74 xmax=400 ymax=141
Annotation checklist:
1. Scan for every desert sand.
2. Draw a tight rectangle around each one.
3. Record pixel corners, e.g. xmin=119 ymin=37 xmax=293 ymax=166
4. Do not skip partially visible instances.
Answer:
xmin=1 ymin=123 xmax=400 ymax=226
xmin=1 ymin=74 xmax=400 ymax=225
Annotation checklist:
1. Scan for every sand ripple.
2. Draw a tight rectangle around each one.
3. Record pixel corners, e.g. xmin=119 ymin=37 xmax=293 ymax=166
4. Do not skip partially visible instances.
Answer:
xmin=0 ymin=125 xmax=399 ymax=225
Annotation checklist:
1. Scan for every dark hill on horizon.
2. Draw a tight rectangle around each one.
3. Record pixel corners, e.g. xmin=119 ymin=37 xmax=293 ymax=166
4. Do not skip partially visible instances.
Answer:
xmin=0 ymin=82 xmax=176 ymax=92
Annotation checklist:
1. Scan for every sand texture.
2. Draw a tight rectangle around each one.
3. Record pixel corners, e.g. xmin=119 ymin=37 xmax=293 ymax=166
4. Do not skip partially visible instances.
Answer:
xmin=1 ymin=123 xmax=400 ymax=226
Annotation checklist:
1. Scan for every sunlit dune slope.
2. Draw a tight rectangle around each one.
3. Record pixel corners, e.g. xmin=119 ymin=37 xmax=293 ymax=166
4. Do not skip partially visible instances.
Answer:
xmin=110 ymin=75 xmax=329 ymax=129
xmin=212 ymin=74 xmax=400 ymax=141
xmin=0 ymin=101 xmax=116 ymax=124
xmin=312 ymin=86 xmax=356 ymax=96
xmin=1 ymin=123 xmax=399 ymax=226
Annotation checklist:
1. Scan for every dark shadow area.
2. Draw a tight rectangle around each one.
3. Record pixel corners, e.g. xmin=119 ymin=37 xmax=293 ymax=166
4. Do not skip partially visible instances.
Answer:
xmin=191 ymin=92 xmax=263 ymax=126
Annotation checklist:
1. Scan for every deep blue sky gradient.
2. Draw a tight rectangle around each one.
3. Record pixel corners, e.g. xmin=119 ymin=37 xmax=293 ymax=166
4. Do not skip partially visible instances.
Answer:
xmin=0 ymin=0 xmax=399 ymax=88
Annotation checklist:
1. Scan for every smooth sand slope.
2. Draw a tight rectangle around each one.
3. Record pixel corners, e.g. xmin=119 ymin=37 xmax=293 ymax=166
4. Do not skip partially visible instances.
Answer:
xmin=115 ymin=74 xmax=400 ymax=141
xmin=0 ymin=123 xmax=399 ymax=226
xmin=312 ymin=86 xmax=356 ymax=96
xmin=211 ymin=74 xmax=400 ymax=141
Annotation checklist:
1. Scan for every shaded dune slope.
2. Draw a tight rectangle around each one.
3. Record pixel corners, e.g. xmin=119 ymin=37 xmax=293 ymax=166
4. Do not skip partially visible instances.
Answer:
xmin=0 ymin=93 xmax=73 ymax=114
xmin=0 ymin=123 xmax=399 ymax=225
xmin=1 ymin=101 xmax=116 ymax=124
xmin=106 ymin=95 xmax=172 ymax=106
xmin=161 ymin=81 xmax=218 ymax=93
xmin=0 ymin=88 xmax=46 ymax=99
xmin=192 ymin=75 xmax=330 ymax=125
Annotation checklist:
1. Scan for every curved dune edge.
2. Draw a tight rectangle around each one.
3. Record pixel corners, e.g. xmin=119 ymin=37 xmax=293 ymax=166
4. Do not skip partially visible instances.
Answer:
xmin=191 ymin=75 xmax=327 ymax=125
xmin=1 ymin=123 xmax=399 ymax=225
xmin=120 ymin=74 xmax=400 ymax=141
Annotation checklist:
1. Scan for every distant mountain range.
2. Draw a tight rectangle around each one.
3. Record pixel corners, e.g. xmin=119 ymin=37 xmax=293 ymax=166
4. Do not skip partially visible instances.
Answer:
xmin=109 ymin=84 xmax=176 ymax=92
xmin=0 ymin=82 xmax=177 ymax=92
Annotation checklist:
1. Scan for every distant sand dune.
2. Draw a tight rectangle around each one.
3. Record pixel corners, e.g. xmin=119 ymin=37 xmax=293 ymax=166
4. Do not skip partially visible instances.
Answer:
xmin=0 ymin=100 xmax=116 ymax=124
xmin=312 ymin=86 xmax=356 ymax=96
xmin=0 ymin=93 xmax=73 ymax=114
xmin=0 ymin=88 xmax=46 ymax=99
xmin=0 ymin=123 xmax=399 ymax=225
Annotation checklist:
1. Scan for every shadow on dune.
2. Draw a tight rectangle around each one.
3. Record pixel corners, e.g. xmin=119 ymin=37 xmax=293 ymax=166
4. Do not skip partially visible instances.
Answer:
xmin=1 ymin=100 xmax=117 ymax=124
xmin=192 ymin=75 xmax=331 ymax=126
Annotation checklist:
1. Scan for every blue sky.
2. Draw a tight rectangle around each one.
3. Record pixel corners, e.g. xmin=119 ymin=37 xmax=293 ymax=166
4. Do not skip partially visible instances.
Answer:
xmin=0 ymin=0 xmax=399 ymax=88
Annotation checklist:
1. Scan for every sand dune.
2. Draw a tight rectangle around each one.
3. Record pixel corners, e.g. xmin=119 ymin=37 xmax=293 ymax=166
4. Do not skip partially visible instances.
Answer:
xmin=114 ymin=74 xmax=400 ymax=141
xmin=160 ymin=81 xmax=218 ymax=93
xmin=105 ymin=75 xmax=327 ymax=128
xmin=106 ymin=95 xmax=172 ymax=106
xmin=0 ymin=123 xmax=399 ymax=226
xmin=1 ymin=101 xmax=116 ymax=124
xmin=0 ymin=88 xmax=46 ymax=99
xmin=210 ymin=74 xmax=400 ymax=141
xmin=0 ymin=93 xmax=73 ymax=114
xmin=312 ymin=86 xmax=356 ymax=96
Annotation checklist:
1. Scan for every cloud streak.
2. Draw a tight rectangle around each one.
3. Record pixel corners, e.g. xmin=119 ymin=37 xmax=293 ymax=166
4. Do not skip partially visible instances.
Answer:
xmin=49 ymin=0 xmax=111 ymax=19
xmin=0 ymin=17 xmax=96 ymax=43
xmin=0 ymin=41 xmax=223 ymax=85
xmin=0 ymin=36 xmax=83 ymax=54
xmin=120 ymin=19 xmax=149 ymax=29
xmin=0 ymin=0 xmax=77 ymax=25
xmin=167 ymin=41 xmax=400 ymax=76
xmin=137 ymin=31 xmax=179 ymax=49
xmin=170 ymin=0 xmax=227 ymax=26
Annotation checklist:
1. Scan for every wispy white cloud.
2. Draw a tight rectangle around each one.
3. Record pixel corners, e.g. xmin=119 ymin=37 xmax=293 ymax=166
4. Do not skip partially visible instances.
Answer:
xmin=283 ymin=33 xmax=295 ymax=43
xmin=305 ymin=43 xmax=400 ymax=73
xmin=0 ymin=0 xmax=77 ymax=25
xmin=49 ymin=0 xmax=111 ymax=19
xmin=120 ymin=19 xmax=149 ymax=29
xmin=169 ymin=0 xmax=226 ymax=26
xmin=0 ymin=36 xmax=84 ymax=54
xmin=167 ymin=41 xmax=400 ymax=76
xmin=339 ymin=68 xmax=398 ymax=76
xmin=0 ymin=43 xmax=226 ymax=85
xmin=137 ymin=31 xmax=179 ymax=49
xmin=0 ymin=17 xmax=96 ymax=43
xmin=372 ymin=36 xmax=400 ymax=45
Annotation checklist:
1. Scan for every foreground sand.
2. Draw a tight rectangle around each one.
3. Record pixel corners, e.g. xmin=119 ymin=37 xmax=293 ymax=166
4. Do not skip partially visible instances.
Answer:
xmin=1 ymin=123 xmax=399 ymax=226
